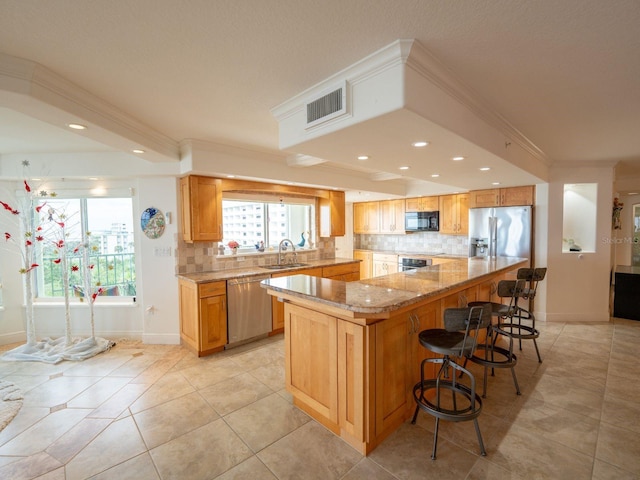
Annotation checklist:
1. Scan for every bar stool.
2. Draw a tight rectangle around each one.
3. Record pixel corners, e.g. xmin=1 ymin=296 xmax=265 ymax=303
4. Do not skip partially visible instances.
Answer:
xmin=467 ymin=279 xmax=527 ymax=397
xmin=411 ymin=304 xmax=491 ymax=459
xmin=495 ymin=268 xmax=547 ymax=363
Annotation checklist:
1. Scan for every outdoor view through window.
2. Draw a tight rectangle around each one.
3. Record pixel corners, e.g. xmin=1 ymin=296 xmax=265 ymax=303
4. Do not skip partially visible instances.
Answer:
xmin=35 ymin=197 xmax=136 ymax=299
xmin=222 ymin=199 xmax=314 ymax=252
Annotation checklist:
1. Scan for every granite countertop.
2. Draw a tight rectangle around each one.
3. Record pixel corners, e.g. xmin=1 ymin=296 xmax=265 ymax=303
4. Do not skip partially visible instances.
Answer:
xmin=176 ymin=257 xmax=360 ymax=283
xmin=616 ymin=265 xmax=640 ymax=275
xmin=262 ymin=256 xmax=527 ymax=315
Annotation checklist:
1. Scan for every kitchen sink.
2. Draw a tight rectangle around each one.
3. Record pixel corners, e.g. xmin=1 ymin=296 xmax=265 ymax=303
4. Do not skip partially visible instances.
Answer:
xmin=261 ymin=263 xmax=310 ymax=270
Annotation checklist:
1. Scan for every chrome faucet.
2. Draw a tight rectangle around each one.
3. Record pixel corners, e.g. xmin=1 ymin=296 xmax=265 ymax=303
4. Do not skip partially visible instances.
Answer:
xmin=278 ymin=238 xmax=296 ymax=265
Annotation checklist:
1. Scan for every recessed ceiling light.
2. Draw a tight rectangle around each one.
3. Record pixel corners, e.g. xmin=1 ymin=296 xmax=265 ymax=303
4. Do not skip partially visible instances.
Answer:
xmin=88 ymin=177 xmax=98 ymax=181
xmin=399 ymin=166 xmax=410 ymax=170
xmin=412 ymin=141 xmax=429 ymax=148
xmin=492 ymin=182 xmax=501 ymax=185
xmin=227 ymin=175 xmax=235 ymax=178
xmin=452 ymin=156 xmax=465 ymax=161
xmin=67 ymin=123 xmax=87 ymax=130
xmin=132 ymin=149 xmax=145 ymax=154
xmin=479 ymin=167 xmax=491 ymax=171
xmin=629 ymin=192 xmax=639 ymax=195
xmin=431 ymin=174 xmax=440 ymax=178
xmin=357 ymin=155 xmax=369 ymax=160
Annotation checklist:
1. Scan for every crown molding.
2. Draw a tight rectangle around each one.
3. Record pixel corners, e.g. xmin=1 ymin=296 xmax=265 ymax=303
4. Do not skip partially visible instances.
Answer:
xmin=0 ymin=52 xmax=179 ymax=162
xmin=405 ymin=41 xmax=550 ymax=167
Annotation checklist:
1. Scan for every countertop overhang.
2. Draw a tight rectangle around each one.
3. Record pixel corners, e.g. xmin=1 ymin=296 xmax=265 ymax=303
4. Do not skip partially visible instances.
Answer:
xmin=262 ymin=256 xmax=527 ymax=315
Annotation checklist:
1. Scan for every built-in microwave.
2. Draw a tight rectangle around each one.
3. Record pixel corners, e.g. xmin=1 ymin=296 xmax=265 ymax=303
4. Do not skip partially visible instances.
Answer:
xmin=405 ymin=211 xmax=439 ymax=232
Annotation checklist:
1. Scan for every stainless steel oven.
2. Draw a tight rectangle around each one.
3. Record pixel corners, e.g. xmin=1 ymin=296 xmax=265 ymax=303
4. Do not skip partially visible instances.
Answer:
xmin=398 ymin=256 xmax=433 ymax=272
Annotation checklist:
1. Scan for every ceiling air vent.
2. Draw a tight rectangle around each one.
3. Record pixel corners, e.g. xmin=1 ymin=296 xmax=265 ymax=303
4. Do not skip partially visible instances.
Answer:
xmin=305 ymin=82 xmax=348 ymax=129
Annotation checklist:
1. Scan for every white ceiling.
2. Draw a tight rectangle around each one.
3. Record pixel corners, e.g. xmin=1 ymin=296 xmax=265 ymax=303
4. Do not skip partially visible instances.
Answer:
xmin=1 ymin=0 xmax=639 ymax=199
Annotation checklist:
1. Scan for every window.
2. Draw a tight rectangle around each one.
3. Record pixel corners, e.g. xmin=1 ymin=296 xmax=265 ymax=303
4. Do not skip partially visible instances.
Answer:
xmin=35 ymin=196 xmax=136 ymax=299
xmin=222 ymin=196 xmax=315 ymax=251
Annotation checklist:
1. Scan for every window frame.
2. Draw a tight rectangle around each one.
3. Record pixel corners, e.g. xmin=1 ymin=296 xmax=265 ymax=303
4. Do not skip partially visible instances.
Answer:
xmin=32 ymin=190 xmax=136 ymax=303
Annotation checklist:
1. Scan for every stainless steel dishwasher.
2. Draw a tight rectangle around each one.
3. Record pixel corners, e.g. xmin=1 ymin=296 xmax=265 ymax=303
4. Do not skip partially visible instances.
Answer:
xmin=226 ymin=274 xmax=272 ymax=347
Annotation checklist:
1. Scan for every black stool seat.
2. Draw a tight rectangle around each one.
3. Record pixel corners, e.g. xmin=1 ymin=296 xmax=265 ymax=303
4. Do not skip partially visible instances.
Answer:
xmin=411 ymin=305 xmax=490 ymax=459
xmin=495 ymin=267 xmax=547 ymax=363
xmin=466 ymin=280 xmax=524 ymax=398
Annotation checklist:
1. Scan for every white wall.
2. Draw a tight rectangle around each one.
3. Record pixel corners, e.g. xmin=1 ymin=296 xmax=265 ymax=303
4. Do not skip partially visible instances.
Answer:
xmin=0 ymin=177 xmax=180 ymax=345
xmin=541 ymin=165 xmax=614 ymax=322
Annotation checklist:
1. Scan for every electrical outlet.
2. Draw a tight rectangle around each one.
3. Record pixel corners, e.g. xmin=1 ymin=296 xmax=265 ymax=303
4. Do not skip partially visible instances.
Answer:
xmin=153 ymin=247 xmax=172 ymax=257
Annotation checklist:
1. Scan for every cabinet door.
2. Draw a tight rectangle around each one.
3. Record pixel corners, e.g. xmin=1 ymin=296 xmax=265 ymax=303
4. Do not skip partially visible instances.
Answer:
xmin=379 ymin=199 xmax=405 ymax=233
xmin=372 ymin=254 xmax=397 ymax=277
xmin=354 ymin=201 xmax=380 ymax=233
xmin=457 ymin=193 xmax=469 ymax=235
xmin=181 ymin=176 xmax=222 ymax=242
xmin=409 ymin=301 xmax=442 ymax=385
xmin=353 ymin=250 xmax=373 ymax=279
xmin=405 ymin=196 xmax=439 ymax=212
xmin=469 ymin=189 xmax=500 ymax=208
xmin=320 ymin=190 xmax=346 ymax=237
xmin=439 ymin=194 xmax=468 ymax=235
xmin=285 ymin=304 xmax=338 ymax=423
xmin=375 ymin=314 xmax=413 ymax=436
xmin=200 ymin=294 xmax=227 ymax=352
xmin=337 ymin=319 xmax=365 ymax=440
xmin=501 ymin=186 xmax=534 ymax=206
xmin=178 ymin=280 xmax=199 ymax=352
xmin=438 ymin=194 xmax=457 ymax=234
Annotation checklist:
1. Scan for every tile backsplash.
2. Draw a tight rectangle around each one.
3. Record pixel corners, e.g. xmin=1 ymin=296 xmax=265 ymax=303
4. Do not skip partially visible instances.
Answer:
xmin=355 ymin=232 xmax=469 ymax=256
xmin=175 ymin=235 xmax=336 ymax=275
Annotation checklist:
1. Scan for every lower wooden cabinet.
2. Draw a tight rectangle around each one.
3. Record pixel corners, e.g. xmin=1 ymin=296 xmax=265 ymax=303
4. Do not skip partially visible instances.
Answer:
xmin=178 ymin=279 xmax=227 ymax=356
xmin=372 ymin=253 xmax=398 ymax=277
xmin=353 ymin=250 xmax=373 ymax=279
xmin=284 ymin=303 xmax=365 ymax=442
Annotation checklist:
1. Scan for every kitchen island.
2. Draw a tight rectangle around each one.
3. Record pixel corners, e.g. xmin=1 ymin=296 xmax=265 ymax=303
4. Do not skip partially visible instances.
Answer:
xmin=262 ymin=256 xmax=526 ymax=455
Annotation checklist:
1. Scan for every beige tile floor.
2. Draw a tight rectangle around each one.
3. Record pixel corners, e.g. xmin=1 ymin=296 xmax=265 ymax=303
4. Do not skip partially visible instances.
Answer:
xmin=0 ymin=318 xmax=639 ymax=479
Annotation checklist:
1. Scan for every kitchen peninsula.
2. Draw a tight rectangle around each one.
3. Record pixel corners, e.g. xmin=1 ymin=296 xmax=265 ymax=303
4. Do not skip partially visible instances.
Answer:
xmin=262 ymin=256 xmax=526 ymax=455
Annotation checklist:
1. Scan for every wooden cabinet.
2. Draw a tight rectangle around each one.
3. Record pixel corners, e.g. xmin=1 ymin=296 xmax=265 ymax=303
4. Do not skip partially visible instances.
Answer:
xmin=320 ymin=190 xmax=346 ymax=237
xmin=469 ymin=186 xmax=535 ymax=208
xmin=322 ymin=262 xmax=360 ymax=281
xmin=439 ymin=193 xmax=469 ymax=235
xmin=405 ymin=196 xmax=439 ymax=212
xmin=285 ymin=303 xmax=338 ymax=424
xmin=178 ymin=279 xmax=227 ymax=356
xmin=180 ymin=175 xmax=223 ymax=242
xmin=353 ymin=250 xmax=373 ymax=279
xmin=353 ymin=202 xmax=379 ymax=234
xmin=379 ymin=199 xmax=405 ymax=234
xmin=372 ymin=253 xmax=398 ymax=277
xmin=284 ymin=303 xmax=365 ymax=441
xmin=374 ymin=313 xmax=413 ymax=437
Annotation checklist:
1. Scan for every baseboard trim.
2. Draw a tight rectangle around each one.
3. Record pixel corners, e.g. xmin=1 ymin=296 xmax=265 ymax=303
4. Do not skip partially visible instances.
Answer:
xmin=142 ymin=333 xmax=181 ymax=345
xmin=0 ymin=331 xmax=27 ymax=345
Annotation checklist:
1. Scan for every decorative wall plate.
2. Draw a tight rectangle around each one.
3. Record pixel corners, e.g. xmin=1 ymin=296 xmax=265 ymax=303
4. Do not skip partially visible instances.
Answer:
xmin=141 ymin=207 xmax=165 ymax=239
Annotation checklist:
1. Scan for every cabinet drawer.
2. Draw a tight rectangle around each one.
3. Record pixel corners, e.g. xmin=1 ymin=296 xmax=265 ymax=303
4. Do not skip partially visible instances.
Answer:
xmin=198 ymin=281 xmax=226 ymax=298
xmin=323 ymin=263 xmax=359 ymax=278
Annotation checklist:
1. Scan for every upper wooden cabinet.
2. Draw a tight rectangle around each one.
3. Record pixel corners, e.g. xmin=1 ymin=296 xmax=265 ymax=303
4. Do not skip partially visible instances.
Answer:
xmin=379 ymin=199 xmax=405 ymax=234
xmin=469 ymin=186 xmax=535 ymax=208
xmin=180 ymin=175 xmax=223 ymax=242
xmin=320 ymin=190 xmax=346 ymax=237
xmin=405 ymin=196 xmax=439 ymax=212
xmin=439 ymin=194 xmax=469 ymax=235
xmin=353 ymin=201 xmax=380 ymax=234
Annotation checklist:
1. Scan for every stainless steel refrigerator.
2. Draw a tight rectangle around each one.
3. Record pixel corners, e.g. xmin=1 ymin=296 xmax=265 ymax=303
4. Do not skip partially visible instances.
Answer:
xmin=468 ymin=206 xmax=532 ymax=263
